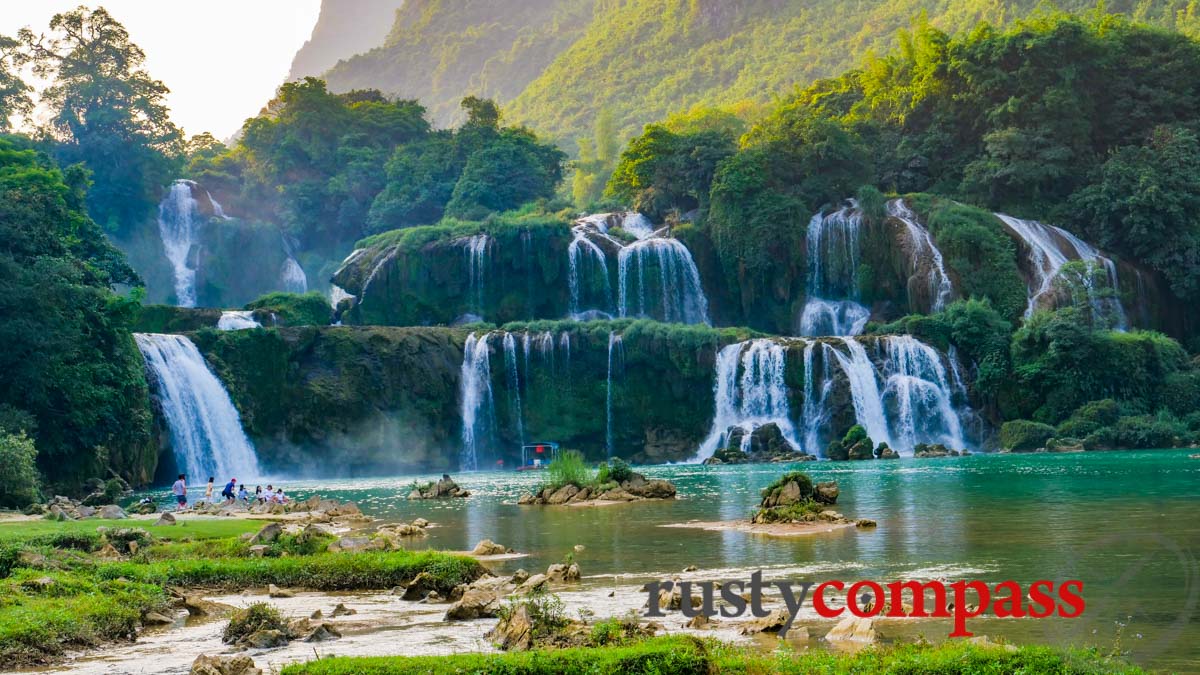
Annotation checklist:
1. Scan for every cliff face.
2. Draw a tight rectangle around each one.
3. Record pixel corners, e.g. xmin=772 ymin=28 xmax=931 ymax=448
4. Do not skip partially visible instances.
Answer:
xmin=288 ymin=0 xmax=404 ymax=80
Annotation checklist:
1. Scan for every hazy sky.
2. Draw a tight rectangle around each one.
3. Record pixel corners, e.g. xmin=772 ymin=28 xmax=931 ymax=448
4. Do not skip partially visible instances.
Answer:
xmin=0 ymin=1 xmax=322 ymax=139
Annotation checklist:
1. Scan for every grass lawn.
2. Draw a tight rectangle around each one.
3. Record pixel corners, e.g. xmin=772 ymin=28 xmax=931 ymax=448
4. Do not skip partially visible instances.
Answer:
xmin=0 ymin=517 xmax=267 ymax=542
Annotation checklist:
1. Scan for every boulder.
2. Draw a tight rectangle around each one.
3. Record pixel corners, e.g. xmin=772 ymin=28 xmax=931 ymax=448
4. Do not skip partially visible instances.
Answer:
xmin=330 ymin=603 xmax=357 ymax=617
xmin=327 ymin=535 xmax=370 ymax=553
xmin=825 ymin=616 xmax=878 ymax=643
xmin=143 ymin=610 xmax=175 ymax=625
xmin=250 ymin=522 xmax=281 ymax=544
xmin=76 ymin=505 xmax=96 ymax=518
xmin=445 ymin=588 xmax=500 ymax=620
xmin=546 ymin=484 xmax=580 ymax=505
xmin=412 ymin=518 xmax=429 ymax=528
xmin=545 ymin=564 xmax=569 ymax=583
xmin=401 ymin=573 xmax=438 ymax=601
xmin=304 ymin=623 xmax=342 ymax=642
xmin=154 ymin=512 xmax=177 ymax=526
xmin=267 ymin=584 xmax=294 ymax=599
xmin=471 ymin=539 xmax=508 ymax=556
xmin=515 ymin=573 xmax=547 ymax=594
xmin=631 ymin=479 xmax=676 ymax=499
xmin=98 ymin=504 xmax=127 ymax=519
xmin=486 ymin=604 xmax=533 ymax=651
xmin=190 ymin=654 xmax=262 ymax=675
xmin=96 ymin=543 xmax=122 ymax=559
xmin=510 ymin=569 xmax=530 ymax=585
xmin=855 ymin=519 xmax=877 ymax=528
xmin=814 ymin=481 xmax=839 ymax=505
xmin=248 ymin=545 xmax=269 ymax=557
xmin=740 ymin=609 xmax=790 ymax=634
xmin=241 ymin=629 xmax=288 ymax=649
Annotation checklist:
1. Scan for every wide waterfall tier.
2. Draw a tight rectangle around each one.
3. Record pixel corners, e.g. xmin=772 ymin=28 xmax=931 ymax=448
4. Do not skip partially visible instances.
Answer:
xmin=995 ymin=213 xmax=1128 ymax=328
xmin=134 ymin=333 xmax=261 ymax=481
xmin=691 ymin=334 xmax=974 ymax=461
xmin=157 ymin=180 xmax=202 ymax=308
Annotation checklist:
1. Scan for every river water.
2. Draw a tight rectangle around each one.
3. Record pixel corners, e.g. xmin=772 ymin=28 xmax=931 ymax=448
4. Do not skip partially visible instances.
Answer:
xmin=103 ymin=451 xmax=1200 ymax=672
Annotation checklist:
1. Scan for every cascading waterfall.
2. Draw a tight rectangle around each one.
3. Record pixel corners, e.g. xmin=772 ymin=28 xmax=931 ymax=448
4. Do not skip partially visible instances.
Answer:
xmin=879 ymin=336 xmax=965 ymax=452
xmin=617 ymin=238 xmax=710 ymax=325
xmin=502 ymin=333 xmax=525 ymax=449
xmin=157 ymin=180 xmax=202 ymax=308
xmin=996 ymin=213 xmax=1127 ymax=328
xmin=829 ymin=338 xmax=894 ymax=450
xmin=888 ymin=199 xmax=954 ymax=313
xmin=799 ymin=203 xmax=871 ymax=336
xmin=693 ymin=339 xmax=802 ymax=461
xmin=134 ymin=333 xmax=260 ymax=480
xmin=217 ymin=311 xmax=260 ymax=330
xmin=801 ymin=341 xmax=835 ymax=455
xmin=621 ymin=213 xmax=656 ymax=240
xmin=463 ymin=235 xmax=491 ymax=315
xmin=568 ymin=226 xmax=613 ymax=318
xmin=459 ymin=332 xmax=495 ymax=471
xmin=605 ymin=332 xmax=624 ymax=459
xmin=206 ymin=192 xmax=230 ymax=220
xmin=280 ymin=258 xmax=308 ymax=293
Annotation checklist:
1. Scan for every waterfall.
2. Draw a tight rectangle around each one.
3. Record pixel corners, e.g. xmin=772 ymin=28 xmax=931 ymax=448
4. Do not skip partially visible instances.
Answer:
xmin=206 ymin=191 xmax=230 ymax=220
xmin=217 ymin=311 xmax=260 ymax=330
xmin=329 ymin=284 xmax=355 ymax=310
xmin=459 ymin=332 xmax=495 ymax=472
xmin=799 ymin=203 xmax=870 ymax=336
xmin=280 ymin=258 xmax=308 ymax=294
xmin=996 ymin=213 xmax=1127 ymax=328
xmin=829 ymin=338 xmax=894 ymax=450
xmin=567 ymin=226 xmax=613 ymax=318
xmin=801 ymin=341 xmax=835 ymax=455
xmin=879 ymin=336 xmax=965 ymax=453
xmin=621 ymin=212 xmax=656 ymax=240
xmin=617 ymin=238 xmax=710 ymax=325
xmin=503 ymin=333 xmax=525 ymax=449
xmin=888 ymin=199 xmax=954 ymax=312
xmin=606 ymin=332 xmax=624 ymax=459
xmin=462 ymin=234 xmax=491 ymax=315
xmin=693 ymin=339 xmax=801 ymax=461
xmin=134 ymin=333 xmax=260 ymax=481
xmin=157 ymin=180 xmax=202 ymax=308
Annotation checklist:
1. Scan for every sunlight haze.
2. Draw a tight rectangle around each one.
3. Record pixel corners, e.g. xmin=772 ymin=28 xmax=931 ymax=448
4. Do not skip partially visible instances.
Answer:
xmin=0 ymin=1 xmax=322 ymax=139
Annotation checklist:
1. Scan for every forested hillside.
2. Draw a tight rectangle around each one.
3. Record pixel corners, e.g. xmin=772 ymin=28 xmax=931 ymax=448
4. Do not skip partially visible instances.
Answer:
xmin=316 ymin=0 xmax=1200 ymax=144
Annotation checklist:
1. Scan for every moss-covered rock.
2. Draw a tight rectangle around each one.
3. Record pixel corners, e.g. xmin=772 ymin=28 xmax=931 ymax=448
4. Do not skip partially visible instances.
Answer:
xmin=999 ymin=420 xmax=1056 ymax=451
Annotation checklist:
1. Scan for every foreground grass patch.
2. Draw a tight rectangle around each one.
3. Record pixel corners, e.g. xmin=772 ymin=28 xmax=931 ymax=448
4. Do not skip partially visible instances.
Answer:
xmin=0 ymin=517 xmax=266 ymax=543
xmin=96 ymin=550 xmax=485 ymax=592
xmin=281 ymin=636 xmax=1143 ymax=675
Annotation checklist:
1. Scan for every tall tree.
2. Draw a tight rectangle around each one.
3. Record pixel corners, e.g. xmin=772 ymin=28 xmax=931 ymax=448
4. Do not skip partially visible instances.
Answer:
xmin=0 ymin=34 xmax=30 ymax=129
xmin=20 ymin=6 xmax=182 ymax=232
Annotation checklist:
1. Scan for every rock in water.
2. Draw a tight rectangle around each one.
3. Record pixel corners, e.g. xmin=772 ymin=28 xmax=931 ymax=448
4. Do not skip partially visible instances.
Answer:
xmin=739 ymin=608 xmax=790 ymax=634
xmin=444 ymin=588 xmax=500 ymax=620
xmin=304 ymin=623 xmax=341 ymax=642
xmin=267 ymin=584 xmax=294 ymax=598
xmin=471 ymin=539 xmax=508 ymax=555
xmin=190 ymin=654 xmax=262 ymax=675
xmin=825 ymin=616 xmax=878 ymax=643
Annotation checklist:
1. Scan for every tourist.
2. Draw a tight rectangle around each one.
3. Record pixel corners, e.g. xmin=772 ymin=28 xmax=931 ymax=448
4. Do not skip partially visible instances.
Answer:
xmin=254 ymin=485 xmax=263 ymax=503
xmin=276 ymin=488 xmax=288 ymax=504
xmin=204 ymin=476 xmax=214 ymax=504
xmin=221 ymin=477 xmax=237 ymax=502
xmin=237 ymin=484 xmax=249 ymax=503
xmin=171 ymin=474 xmax=187 ymax=511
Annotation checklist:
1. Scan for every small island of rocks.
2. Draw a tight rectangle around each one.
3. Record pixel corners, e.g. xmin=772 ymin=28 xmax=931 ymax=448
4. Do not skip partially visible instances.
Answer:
xmin=518 ymin=454 xmax=677 ymax=505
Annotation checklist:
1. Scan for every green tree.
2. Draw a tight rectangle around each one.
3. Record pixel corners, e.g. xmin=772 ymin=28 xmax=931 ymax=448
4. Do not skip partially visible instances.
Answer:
xmin=0 ymin=431 xmax=39 ymax=508
xmin=0 ymin=35 xmax=30 ymax=129
xmin=20 ymin=7 xmax=183 ymax=232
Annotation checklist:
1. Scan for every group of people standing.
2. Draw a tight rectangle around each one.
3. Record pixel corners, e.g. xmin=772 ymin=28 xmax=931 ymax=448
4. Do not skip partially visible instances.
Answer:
xmin=169 ymin=475 xmax=290 ymax=511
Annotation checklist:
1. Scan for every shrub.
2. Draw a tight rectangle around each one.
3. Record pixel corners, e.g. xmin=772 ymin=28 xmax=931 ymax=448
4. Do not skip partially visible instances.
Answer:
xmin=542 ymin=450 xmax=593 ymax=492
xmin=595 ymin=458 xmax=633 ymax=485
xmin=1000 ymin=420 xmax=1056 ymax=451
xmin=1057 ymin=399 xmax=1120 ymax=439
xmin=223 ymin=602 xmax=286 ymax=643
xmin=245 ymin=291 xmax=332 ymax=326
xmin=759 ymin=471 xmax=813 ymax=501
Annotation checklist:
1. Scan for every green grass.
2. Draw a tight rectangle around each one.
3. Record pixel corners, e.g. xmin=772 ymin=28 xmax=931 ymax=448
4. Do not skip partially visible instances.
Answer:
xmin=94 ymin=550 xmax=485 ymax=593
xmin=541 ymin=450 xmax=595 ymax=492
xmin=279 ymin=635 xmax=1143 ymax=674
xmin=0 ymin=517 xmax=268 ymax=543
xmin=0 ymin=569 xmax=171 ymax=666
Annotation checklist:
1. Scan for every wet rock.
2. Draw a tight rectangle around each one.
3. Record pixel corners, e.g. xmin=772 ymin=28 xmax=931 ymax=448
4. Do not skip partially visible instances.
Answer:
xmin=402 ymin=572 xmax=438 ymax=600
xmin=682 ymin=565 xmax=698 ymax=572
xmin=825 ymin=616 xmax=878 ymax=643
xmin=740 ymin=609 xmax=790 ymax=634
xmin=267 ymin=584 xmax=294 ymax=599
xmin=573 ymin=544 xmax=585 ymax=552
xmin=445 ymin=588 xmax=500 ymax=620
xmin=241 ymin=628 xmax=288 ymax=649
xmin=515 ymin=573 xmax=547 ymax=594
xmin=471 ymin=539 xmax=508 ymax=556
xmin=330 ymin=603 xmax=357 ymax=617
xmin=510 ymin=569 xmax=530 ymax=585
xmin=309 ymin=609 xmax=323 ymax=620
xmin=686 ymin=613 xmax=714 ymax=629
xmin=629 ymin=479 xmax=676 ymax=499
xmin=250 ymin=522 xmax=281 ymax=545
xmin=143 ymin=610 xmax=175 ymax=625
xmin=304 ymin=623 xmax=341 ymax=642
xmin=517 ymin=493 xmax=536 ymax=505
xmin=190 ymin=654 xmax=262 ymax=675
xmin=412 ymin=518 xmax=429 ymax=528
xmin=487 ymin=604 xmax=533 ymax=651
xmin=814 ymin=481 xmax=839 ymax=505
xmin=154 ymin=512 xmax=177 ymax=526
xmin=545 ymin=563 xmax=579 ymax=583
xmin=855 ymin=519 xmax=877 ymax=528
xmin=182 ymin=595 xmax=221 ymax=617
